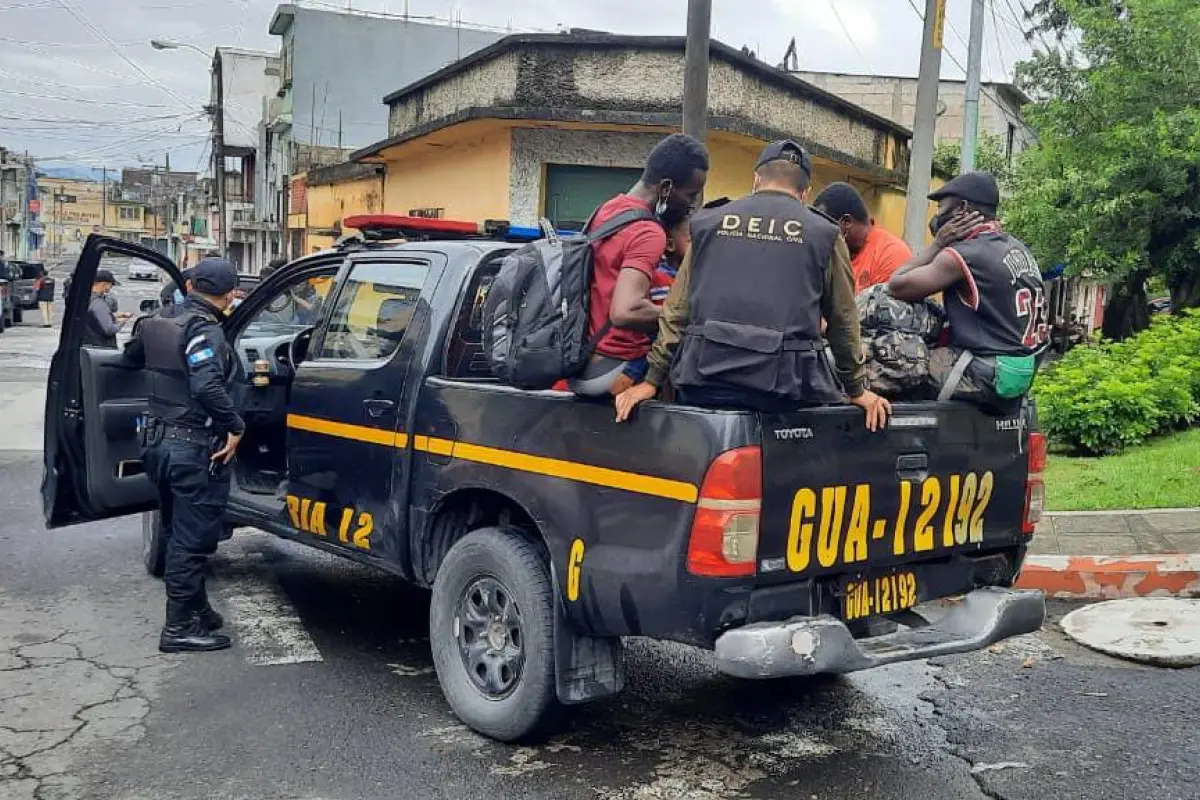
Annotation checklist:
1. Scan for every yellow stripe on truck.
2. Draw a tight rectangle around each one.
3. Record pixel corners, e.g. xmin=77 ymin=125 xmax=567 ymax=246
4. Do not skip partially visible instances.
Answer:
xmin=285 ymin=413 xmax=408 ymax=448
xmin=286 ymin=414 xmax=698 ymax=504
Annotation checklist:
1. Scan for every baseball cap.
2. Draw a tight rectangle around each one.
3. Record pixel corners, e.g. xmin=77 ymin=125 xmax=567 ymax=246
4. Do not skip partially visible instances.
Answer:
xmin=928 ymin=171 xmax=1000 ymax=207
xmin=189 ymin=257 xmax=238 ymax=296
xmin=95 ymin=268 xmax=119 ymax=285
xmin=755 ymin=139 xmax=813 ymax=177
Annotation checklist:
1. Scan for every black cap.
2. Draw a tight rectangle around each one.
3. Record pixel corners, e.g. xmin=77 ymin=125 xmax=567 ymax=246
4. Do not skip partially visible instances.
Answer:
xmin=928 ymin=171 xmax=1000 ymax=207
xmin=755 ymin=139 xmax=812 ymax=176
xmin=95 ymin=268 xmax=119 ymax=285
xmin=190 ymin=257 xmax=237 ymax=296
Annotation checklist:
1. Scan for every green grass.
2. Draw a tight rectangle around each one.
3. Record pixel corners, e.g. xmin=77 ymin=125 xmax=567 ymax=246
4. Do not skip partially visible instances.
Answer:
xmin=1044 ymin=427 xmax=1200 ymax=511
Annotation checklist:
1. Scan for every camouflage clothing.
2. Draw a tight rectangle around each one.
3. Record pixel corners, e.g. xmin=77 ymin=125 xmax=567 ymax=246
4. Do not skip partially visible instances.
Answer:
xmin=856 ymin=285 xmax=946 ymax=397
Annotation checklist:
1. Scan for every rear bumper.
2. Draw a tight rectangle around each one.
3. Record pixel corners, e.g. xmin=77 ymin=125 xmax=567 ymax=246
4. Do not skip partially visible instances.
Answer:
xmin=713 ymin=586 xmax=1045 ymax=679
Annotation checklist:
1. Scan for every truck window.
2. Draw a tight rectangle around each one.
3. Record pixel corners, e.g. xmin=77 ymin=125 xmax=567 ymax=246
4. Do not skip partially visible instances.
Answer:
xmin=444 ymin=254 xmax=505 ymax=380
xmin=318 ymin=260 xmax=430 ymax=361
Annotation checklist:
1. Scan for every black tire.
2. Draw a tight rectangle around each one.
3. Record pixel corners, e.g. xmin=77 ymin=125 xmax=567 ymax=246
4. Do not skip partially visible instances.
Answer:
xmin=429 ymin=526 xmax=559 ymax=742
xmin=142 ymin=510 xmax=167 ymax=578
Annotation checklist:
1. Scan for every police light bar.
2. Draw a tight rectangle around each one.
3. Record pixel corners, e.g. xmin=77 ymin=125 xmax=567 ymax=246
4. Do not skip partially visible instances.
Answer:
xmin=343 ymin=214 xmax=483 ymax=239
xmin=342 ymin=214 xmax=576 ymax=244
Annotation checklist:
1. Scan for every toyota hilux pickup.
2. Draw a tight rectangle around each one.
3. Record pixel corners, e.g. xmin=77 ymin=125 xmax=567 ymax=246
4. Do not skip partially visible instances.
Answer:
xmin=43 ymin=219 xmax=1046 ymax=742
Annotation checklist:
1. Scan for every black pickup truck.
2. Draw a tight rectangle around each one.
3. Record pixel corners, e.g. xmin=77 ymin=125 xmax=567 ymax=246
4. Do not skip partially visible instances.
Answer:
xmin=43 ymin=224 xmax=1046 ymax=742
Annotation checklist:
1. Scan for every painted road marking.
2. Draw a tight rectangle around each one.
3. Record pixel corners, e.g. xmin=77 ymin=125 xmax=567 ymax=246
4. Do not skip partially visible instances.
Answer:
xmin=212 ymin=534 xmax=323 ymax=666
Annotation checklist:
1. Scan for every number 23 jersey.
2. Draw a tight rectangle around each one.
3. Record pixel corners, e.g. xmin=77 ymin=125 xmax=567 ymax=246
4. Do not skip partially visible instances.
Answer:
xmin=943 ymin=223 xmax=1049 ymax=357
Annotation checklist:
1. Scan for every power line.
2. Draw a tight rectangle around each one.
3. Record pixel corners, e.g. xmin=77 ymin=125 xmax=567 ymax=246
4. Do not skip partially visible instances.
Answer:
xmin=53 ymin=0 xmax=194 ymax=111
xmin=827 ymin=0 xmax=875 ymax=73
xmin=0 ymin=88 xmax=176 ymax=107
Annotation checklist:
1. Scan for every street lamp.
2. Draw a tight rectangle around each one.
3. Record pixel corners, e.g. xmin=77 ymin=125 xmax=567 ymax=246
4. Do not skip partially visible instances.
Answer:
xmin=150 ymin=38 xmax=225 ymax=257
xmin=149 ymin=39 xmax=210 ymax=58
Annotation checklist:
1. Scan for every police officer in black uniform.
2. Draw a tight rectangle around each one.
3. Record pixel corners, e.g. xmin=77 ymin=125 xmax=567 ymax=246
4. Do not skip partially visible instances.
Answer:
xmin=123 ymin=257 xmax=244 ymax=653
xmin=615 ymin=140 xmax=891 ymax=430
xmin=887 ymin=171 xmax=1049 ymax=411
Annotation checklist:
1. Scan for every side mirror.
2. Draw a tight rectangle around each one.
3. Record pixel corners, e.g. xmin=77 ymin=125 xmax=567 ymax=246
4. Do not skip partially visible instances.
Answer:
xmin=139 ymin=299 xmax=161 ymax=314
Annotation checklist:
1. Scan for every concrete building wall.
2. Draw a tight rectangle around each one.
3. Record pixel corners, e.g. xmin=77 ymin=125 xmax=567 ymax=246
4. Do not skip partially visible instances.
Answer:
xmin=792 ymin=72 xmax=1036 ymax=153
xmin=218 ymin=49 xmax=279 ymax=152
xmin=290 ymin=8 xmax=502 ymax=149
xmin=386 ymin=45 xmax=907 ymax=177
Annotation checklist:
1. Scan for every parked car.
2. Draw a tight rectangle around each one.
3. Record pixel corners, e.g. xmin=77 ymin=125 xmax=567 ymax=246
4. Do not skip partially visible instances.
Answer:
xmin=9 ymin=259 xmax=47 ymax=321
xmin=126 ymin=260 xmax=159 ymax=282
xmin=1149 ymin=296 xmax=1172 ymax=314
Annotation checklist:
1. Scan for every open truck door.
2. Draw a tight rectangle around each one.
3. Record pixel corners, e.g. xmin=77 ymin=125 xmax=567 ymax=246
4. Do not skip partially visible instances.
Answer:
xmin=42 ymin=235 xmax=186 ymax=528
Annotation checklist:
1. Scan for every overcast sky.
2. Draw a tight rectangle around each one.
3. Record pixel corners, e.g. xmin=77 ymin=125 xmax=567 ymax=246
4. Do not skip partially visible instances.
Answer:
xmin=0 ymin=0 xmax=1033 ymax=172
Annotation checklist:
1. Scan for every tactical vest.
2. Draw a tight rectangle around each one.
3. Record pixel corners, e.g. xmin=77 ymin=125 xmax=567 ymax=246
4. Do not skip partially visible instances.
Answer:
xmin=139 ymin=303 xmax=215 ymax=426
xmin=671 ymin=191 xmax=843 ymax=404
xmin=945 ymin=226 xmax=1048 ymax=357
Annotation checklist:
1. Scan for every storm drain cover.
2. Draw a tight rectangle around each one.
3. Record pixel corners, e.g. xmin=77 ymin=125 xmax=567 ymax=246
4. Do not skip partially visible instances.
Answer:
xmin=1061 ymin=598 xmax=1200 ymax=667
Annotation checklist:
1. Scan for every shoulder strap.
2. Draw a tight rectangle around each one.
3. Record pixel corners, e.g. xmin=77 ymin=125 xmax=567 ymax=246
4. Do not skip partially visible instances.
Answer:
xmin=586 ymin=207 xmax=657 ymax=243
xmin=938 ymin=350 xmax=976 ymax=402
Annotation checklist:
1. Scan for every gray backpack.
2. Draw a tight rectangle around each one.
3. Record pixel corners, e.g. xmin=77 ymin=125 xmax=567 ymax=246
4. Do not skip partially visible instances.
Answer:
xmin=482 ymin=208 xmax=656 ymax=388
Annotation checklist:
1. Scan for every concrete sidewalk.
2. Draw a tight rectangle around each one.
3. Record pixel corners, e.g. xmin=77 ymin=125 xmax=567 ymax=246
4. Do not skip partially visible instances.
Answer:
xmin=1017 ymin=509 xmax=1200 ymax=599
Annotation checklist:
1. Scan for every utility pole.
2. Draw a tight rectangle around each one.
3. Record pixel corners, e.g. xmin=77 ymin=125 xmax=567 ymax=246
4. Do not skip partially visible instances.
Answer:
xmin=165 ymin=151 xmax=173 ymax=261
xmin=213 ymin=50 xmax=228 ymax=257
xmin=960 ymin=0 xmax=986 ymax=173
xmin=100 ymin=166 xmax=107 ymax=235
xmin=903 ymin=0 xmax=947 ymax=250
xmin=682 ymin=0 xmax=712 ymax=144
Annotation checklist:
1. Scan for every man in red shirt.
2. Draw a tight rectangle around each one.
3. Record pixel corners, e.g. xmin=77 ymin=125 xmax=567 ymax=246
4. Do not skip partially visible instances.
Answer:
xmin=814 ymin=182 xmax=912 ymax=292
xmin=567 ymin=133 xmax=709 ymax=396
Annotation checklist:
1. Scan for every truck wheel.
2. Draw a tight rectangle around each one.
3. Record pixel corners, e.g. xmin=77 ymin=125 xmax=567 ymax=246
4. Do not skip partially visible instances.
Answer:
xmin=430 ymin=526 xmax=559 ymax=742
xmin=142 ymin=510 xmax=167 ymax=578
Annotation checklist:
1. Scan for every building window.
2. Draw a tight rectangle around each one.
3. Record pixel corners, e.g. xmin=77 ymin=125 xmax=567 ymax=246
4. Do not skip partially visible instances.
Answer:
xmin=118 ymin=206 xmax=139 ymax=221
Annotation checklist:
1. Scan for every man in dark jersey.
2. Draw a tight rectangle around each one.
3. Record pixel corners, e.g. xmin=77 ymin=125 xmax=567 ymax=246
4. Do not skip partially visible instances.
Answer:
xmin=888 ymin=172 xmax=1049 ymax=411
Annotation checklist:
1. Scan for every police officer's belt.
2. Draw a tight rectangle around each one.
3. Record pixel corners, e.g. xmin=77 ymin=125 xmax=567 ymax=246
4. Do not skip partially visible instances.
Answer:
xmin=151 ymin=419 xmax=212 ymax=446
xmin=684 ymin=324 xmax=822 ymax=351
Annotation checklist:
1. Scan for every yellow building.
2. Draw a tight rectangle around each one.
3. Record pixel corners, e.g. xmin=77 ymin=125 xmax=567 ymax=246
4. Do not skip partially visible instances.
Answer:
xmin=287 ymin=163 xmax=386 ymax=254
xmin=37 ymin=177 xmax=162 ymax=258
xmin=349 ymin=33 xmax=937 ymax=239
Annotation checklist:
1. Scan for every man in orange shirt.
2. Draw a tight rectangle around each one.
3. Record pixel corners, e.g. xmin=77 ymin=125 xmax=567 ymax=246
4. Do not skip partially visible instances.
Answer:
xmin=815 ymin=182 xmax=912 ymax=292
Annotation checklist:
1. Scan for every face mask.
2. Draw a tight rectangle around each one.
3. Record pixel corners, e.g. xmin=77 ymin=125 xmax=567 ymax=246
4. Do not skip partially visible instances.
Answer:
xmin=173 ymin=289 xmax=185 ymax=305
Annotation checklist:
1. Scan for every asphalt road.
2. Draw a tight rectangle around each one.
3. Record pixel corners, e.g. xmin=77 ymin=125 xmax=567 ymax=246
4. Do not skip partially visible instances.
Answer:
xmin=2 ymin=298 xmax=1198 ymax=800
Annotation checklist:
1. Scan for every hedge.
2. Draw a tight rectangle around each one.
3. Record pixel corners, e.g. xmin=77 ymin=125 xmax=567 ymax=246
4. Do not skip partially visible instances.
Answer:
xmin=1033 ymin=309 xmax=1200 ymax=455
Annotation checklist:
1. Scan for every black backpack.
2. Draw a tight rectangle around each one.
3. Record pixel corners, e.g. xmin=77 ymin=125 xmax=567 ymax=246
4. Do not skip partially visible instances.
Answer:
xmin=482 ymin=207 xmax=656 ymax=388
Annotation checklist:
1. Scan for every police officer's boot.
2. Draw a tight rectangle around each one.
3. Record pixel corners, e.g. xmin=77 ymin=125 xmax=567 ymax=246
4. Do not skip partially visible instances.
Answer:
xmin=160 ymin=600 xmax=230 ymax=653
xmin=197 ymin=602 xmax=224 ymax=633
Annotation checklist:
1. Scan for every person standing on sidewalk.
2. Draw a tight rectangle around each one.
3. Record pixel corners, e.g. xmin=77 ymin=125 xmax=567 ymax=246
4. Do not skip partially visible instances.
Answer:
xmin=81 ymin=269 xmax=129 ymax=348
xmin=122 ymin=258 xmax=244 ymax=653
xmin=35 ymin=266 xmax=56 ymax=328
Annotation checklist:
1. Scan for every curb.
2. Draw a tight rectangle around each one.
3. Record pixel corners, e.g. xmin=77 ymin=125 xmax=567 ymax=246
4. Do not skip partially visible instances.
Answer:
xmin=1016 ymin=555 xmax=1200 ymax=599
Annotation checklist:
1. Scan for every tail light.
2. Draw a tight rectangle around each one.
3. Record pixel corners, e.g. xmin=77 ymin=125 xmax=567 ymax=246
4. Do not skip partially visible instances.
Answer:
xmin=1023 ymin=432 xmax=1047 ymax=535
xmin=687 ymin=446 xmax=761 ymax=577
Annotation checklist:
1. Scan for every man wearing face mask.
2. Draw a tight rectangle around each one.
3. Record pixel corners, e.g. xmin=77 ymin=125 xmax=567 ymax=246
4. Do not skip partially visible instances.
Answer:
xmin=568 ymin=133 xmax=709 ymax=397
xmin=888 ymin=172 xmax=1049 ymax=410
xmin=615 ymin=140 xmax=891 ymax=431
xmin=123 ymin=257 xmax=245 ymax=653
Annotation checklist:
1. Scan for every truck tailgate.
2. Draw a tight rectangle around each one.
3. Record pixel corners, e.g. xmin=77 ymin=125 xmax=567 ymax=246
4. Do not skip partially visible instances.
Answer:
xmin=755 ymin=403 xmax=1029 ymax=590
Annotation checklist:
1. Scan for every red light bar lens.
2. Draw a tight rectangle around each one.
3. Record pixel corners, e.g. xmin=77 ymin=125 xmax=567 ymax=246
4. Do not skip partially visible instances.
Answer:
xmin=343 ymin=214 xmax=481 ymax=235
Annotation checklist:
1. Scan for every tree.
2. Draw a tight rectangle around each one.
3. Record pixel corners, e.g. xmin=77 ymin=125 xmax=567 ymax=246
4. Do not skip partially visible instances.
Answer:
xmin=932 ymin=134 xmax=1014 ymax=186
xmin=1003 ymin=0 xmax=1200 ymax=339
